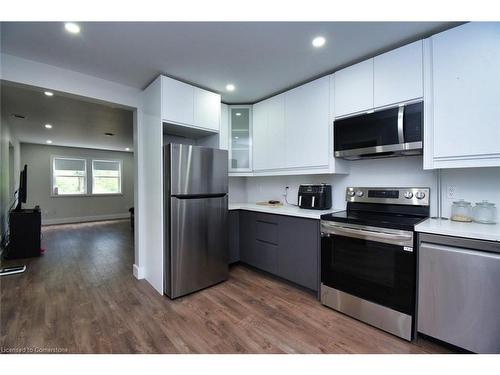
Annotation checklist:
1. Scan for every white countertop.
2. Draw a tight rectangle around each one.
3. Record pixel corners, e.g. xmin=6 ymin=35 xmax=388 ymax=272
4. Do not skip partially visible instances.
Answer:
xmin=415 ymin=218 xmax=500 ymax=242
xmin=229 ymin=203 xmax=344 ymax=220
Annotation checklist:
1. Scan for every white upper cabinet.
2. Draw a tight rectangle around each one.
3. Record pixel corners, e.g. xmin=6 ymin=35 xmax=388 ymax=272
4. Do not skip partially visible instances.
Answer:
xmin=229 ymin=105 xmax=252 ymax=172
xmin=253 ymin=95 xmax=286 ymax=171
xmin=219 ymin=103 xmax=229 ymax=150
xmin=333 ymin=59 xmax=374 ymax=117
xmin=334 ymin=42 xmax=424 ymax=118
xmin=374 ymin=40 xmax=423 ymax=107
xmin=251 ymin=77 xmax=337 ymax=174
xmin=252 ymin=100 xmax=268 ymax=171
xmin=266 ymin=95 xmax=286 ymax=170
xmin=194 ymin=88 xmax=220 ymax=132
xmin=285 ymin=76 xmax=330 ymax=168
xmin=161 ymin=76 xmax=221 ymax=132
xmin=424 ymin=22 xmax=500 ymax=169
xmin=162 ymin=76 xmax=194 ymax=125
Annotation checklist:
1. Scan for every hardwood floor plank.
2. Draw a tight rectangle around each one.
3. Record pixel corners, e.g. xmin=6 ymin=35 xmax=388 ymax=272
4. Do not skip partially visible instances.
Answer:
xmin=0 ymin=219 xmax=453 ymax=354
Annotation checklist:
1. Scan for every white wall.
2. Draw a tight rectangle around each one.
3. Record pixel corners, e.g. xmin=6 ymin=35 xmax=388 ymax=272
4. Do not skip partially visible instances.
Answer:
xmin=242 ymin=157 xmax=438 ymax=214
xmin=440 ymin=168 xmax=500 ymax=218
xmin=0 ymin=116 xmax=21 ymax=241
xmin=20 ymin=143 xmax=134 ymax=224
xmin=1 ymin=54 xmax=140 ymax=108
xmin=234 ymin=157 xmax=500 ymax=219
xmin=1 ymin=53 xmax=153 ymax=285
xmin=228 ymin=177 xmax=247 ymax=203
xmin=140 ymin=77 xmax=164 ymax=293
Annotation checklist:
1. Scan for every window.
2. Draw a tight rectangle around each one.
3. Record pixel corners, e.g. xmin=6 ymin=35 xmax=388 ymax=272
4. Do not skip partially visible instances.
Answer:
xmin=52 ymin=157 xmax=87 ymax=195
xmin=92 ymin=160 xmax=122 ymax=195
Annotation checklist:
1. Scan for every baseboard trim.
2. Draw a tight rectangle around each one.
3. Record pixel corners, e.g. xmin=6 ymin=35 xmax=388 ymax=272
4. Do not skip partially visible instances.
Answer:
xmin=133 ymin=264 xmax=145 ymax=279
xmin=42 ymin=213 xmax=130 ymax=226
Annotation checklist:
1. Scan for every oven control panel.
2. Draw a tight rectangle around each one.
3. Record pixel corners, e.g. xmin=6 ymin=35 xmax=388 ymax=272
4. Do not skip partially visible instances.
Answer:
xmin=345 ymin=187 xmax=430 ymax=206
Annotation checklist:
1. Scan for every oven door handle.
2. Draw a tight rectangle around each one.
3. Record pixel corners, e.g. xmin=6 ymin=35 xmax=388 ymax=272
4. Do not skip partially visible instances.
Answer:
xmin=326 ymin=225 xmax=414 ymax=247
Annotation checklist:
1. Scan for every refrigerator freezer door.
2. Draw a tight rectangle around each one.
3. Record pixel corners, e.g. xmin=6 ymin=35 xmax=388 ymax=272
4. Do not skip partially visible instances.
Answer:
xmin=168 ymin=143 xmax=228 ymax=196
xmin=165 ymin=195 xmax=229 ymax=298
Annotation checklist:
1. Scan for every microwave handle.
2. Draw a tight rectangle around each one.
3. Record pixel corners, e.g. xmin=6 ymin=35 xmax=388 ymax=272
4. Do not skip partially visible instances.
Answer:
xmin=397 ymin=105 xmax=405 ymax=144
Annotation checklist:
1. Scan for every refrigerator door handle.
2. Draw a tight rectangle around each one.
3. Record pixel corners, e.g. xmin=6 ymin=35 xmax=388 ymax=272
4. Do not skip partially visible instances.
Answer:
xmin=172 ymin=193 xmax=227 ymax=199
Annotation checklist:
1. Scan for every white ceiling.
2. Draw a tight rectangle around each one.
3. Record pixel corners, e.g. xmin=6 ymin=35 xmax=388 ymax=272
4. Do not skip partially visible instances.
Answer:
xmin=1 ymin=82 xmax=133 ymax=152
xmin=0 ymin=22 xmax=460 ymax=103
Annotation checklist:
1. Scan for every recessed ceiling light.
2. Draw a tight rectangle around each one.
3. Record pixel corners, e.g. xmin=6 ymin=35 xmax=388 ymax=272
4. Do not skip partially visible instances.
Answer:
xmin=234 ymin=136 xmax=239 ymax=139
xmin=125 ymin=147 xmax=130 ymax=151
xmin=226 ymin=84 xmax=235 ymax=92
xmin=312 ymin=36 xmax=326 ymax=48
xmin=46 ymin=140 xmax=53 ymax=144
xmin=235 ymin=112 xmax=241 ymax=116
xmin=64 ymin=22 xmax=80 ymax=34
xmin=44 ymin=124 xmax=53 ymax=129
xmin=44 ymin=91 xmax=54 ymax=97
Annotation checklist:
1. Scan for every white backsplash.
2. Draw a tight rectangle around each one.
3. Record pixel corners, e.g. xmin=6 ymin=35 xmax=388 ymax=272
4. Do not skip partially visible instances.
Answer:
xmin=229 ymin=156 xmax=500 ymax=218
xmin=440 ymin=167 xmax=500 ymax=218
xmin=228 ymin=177 xmax=247 ymax=203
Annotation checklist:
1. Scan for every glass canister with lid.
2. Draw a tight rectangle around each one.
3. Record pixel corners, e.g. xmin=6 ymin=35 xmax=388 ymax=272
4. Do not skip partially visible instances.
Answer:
xmin=473 ymin=200 xmax=497 ymax=224
xmin=451 ymin=199 xmax=473 ymax=222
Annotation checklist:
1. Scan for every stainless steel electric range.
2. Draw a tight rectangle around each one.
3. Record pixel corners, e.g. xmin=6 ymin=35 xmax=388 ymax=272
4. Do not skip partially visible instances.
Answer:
xmin=320 ymin=187 xmax=430 ymax=341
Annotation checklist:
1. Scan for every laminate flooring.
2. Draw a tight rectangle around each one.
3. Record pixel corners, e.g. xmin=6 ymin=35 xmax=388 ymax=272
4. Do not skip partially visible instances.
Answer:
xmin=0 ymin=220 xmax=452 ymax=354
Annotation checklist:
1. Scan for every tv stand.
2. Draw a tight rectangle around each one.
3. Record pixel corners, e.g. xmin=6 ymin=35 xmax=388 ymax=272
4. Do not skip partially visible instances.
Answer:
xmin=4 ymin=206 xmax=41 ymax=260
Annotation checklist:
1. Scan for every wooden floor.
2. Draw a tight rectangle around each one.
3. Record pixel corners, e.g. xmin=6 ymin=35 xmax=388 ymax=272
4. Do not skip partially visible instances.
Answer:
xmin=1 ymin=220 xmax=452 ymax=354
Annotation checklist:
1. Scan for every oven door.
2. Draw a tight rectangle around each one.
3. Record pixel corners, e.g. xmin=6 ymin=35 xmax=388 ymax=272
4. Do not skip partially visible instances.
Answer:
xmin=321 ymin=221 xmax=416 ymax=315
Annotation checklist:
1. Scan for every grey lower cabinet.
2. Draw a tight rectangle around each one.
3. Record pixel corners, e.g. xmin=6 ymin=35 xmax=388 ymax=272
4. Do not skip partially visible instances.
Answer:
xmin=229 ymin=211 xmax=240 ymax=264
xmin=236 ymin=210 xmax=319 ymax=291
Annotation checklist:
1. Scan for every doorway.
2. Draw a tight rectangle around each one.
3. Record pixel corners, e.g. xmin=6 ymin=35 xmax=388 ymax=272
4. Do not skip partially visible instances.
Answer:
xmin=8 ymin=142 xmax=15 ymax=199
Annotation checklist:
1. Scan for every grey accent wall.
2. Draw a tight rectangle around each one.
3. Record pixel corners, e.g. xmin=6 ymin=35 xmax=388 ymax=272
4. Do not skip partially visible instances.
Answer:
xmin=0 ymin=117 xmax=21 ymax=239
xmin=20 ymin=143 xmax=134 ymax=224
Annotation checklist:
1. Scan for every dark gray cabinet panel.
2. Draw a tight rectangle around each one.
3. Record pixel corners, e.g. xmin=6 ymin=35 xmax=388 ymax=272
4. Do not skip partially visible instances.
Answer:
xmin=238 ymin=210 xmax=319 ymax=291
xmin=255 ymin=218 xmax=279 ymax=245
xmin=240 ymin=211 xmax=279 ymax=274
xmin=239 ymin=211 xmax=256 ymax=264
xmin=229 ymin=211 xmax=240 ymax=264
xmin=278 ymin=216 xmax=319 ymax=291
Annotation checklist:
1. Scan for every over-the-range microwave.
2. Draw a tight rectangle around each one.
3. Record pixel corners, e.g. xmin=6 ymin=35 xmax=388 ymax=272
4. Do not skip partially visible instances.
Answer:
xmin=334 ymin=101 xmax=423 ymax=160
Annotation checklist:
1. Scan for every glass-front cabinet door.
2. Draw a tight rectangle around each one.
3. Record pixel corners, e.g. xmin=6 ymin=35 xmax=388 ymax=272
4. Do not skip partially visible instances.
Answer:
xmin=229 ymin=105 xmax=252 ymax=172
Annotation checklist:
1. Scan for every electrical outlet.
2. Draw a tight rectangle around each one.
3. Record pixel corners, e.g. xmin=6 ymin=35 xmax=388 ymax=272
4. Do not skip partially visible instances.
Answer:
xmin=447 ymin=185 xmax=458 ymax=199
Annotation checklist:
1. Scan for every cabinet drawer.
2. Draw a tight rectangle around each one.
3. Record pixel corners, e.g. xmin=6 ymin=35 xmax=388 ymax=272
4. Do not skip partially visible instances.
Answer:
xmin=252 ymin=240 xmax=279 ymax=274
xmin=256 ymin=219 xmax=279 ymax=245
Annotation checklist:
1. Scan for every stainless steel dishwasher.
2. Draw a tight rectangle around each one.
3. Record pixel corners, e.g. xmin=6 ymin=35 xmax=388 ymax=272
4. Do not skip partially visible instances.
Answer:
xmin=417 ymin=233 xmax=500 ymax=353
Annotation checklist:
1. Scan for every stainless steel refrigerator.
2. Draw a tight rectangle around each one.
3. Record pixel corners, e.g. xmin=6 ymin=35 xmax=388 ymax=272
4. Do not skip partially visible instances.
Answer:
xmin=163 ymin=143 xmax=229 ymax=299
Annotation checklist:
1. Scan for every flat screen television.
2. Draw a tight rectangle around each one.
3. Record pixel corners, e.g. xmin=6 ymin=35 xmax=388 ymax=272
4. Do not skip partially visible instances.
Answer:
xmin=15 ymin=164 xmax=27 ymax=211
